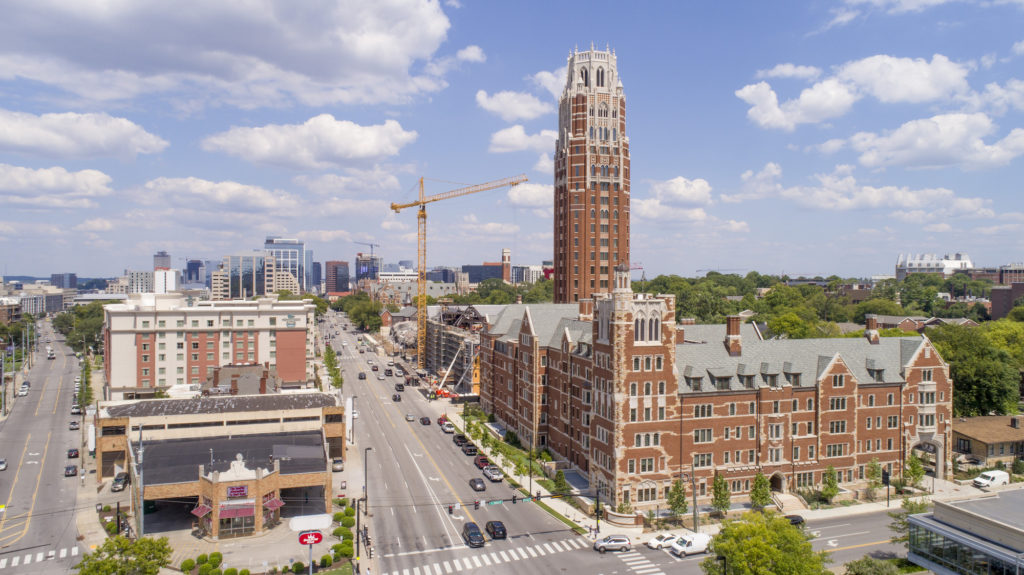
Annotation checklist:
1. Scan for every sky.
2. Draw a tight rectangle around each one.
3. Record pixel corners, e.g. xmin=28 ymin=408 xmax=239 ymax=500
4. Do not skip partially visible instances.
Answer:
xmin=1 ymin=0 xmax=1023 ymax=280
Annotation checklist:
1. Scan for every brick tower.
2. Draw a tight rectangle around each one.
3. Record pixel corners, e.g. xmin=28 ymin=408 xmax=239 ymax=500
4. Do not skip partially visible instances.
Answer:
xmin=553 ymin=44 xmax=630 ymax=304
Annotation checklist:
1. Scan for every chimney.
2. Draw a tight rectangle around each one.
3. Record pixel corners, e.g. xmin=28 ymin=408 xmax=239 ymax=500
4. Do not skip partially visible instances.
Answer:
xmin=678 ymin=326 xmax=685 ymax=344
xmin=864 ymin=314 xmax=880 ymax=345
xmin=680 ymin=317 xmax=696 ymax=325
xmin=1012 ymin=416 xmax=1021 ymax=429
xmin=578 ymin=299 xmax=593 ymax=321
xmin=725 ymin=315 xmax=742 ymax=356
xmin=502 ymin=248 xmax=511 ymax=282
xmin=516 ymin=294 xmax=523 ymax=304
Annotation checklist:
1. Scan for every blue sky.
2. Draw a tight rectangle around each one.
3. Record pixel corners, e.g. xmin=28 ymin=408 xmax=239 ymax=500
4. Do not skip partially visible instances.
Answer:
xmin=1 ymin=0 xmax=1022 ymax=279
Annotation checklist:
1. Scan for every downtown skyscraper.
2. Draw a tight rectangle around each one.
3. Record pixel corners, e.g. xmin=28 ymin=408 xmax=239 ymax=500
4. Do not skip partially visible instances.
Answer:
xmin=553 ymin=45 xmax=630 ymax=304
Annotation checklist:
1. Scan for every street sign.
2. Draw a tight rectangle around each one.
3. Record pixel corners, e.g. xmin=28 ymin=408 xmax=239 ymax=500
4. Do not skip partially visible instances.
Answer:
xmin=487 ymin=499 xmax=501 ymax=505
xmin=298 ymin=530 xmax=323 ymax=545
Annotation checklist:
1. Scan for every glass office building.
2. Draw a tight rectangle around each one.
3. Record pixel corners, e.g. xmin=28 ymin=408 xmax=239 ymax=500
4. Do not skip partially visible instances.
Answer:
xmin=264 ymin=237 xmax=312 ymax=292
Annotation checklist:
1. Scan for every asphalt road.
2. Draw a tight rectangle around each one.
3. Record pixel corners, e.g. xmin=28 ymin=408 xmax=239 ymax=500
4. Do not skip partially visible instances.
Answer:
xmin=323 ymin=312 xmax=909 ymax=575
xmin=0 ymin=320 xmax=84 ymax=572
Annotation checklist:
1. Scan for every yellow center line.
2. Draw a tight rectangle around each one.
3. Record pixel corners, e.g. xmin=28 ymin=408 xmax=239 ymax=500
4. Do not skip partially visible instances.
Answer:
xmin=831 ymin=539 xmax=894 ymax=552
xmin=4 ymin=430 xmax=52 ymax=549
xmin=0 ymin=434 xmax=31 ymax=546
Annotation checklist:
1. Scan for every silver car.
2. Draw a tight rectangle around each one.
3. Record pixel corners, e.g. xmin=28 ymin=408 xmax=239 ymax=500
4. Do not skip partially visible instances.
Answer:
xmin=593 ymin=534 xmax=631 ymax=553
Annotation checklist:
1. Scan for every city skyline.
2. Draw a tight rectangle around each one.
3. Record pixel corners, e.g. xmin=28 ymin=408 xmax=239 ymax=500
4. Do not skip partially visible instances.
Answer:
xmin=0 ymin=2 xmax=1023 ymax=278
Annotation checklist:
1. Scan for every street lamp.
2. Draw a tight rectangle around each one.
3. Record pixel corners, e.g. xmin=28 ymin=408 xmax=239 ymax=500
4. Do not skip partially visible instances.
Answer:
xmin=363 ymin=447 xmax=372 ymax=516
xmin=717 ymin=555 xmax=727 ymax=574
xmin=350 ymin=396 xmax=358 ymax=444
xmin=681 ymin=470 xmax=698 ymax=533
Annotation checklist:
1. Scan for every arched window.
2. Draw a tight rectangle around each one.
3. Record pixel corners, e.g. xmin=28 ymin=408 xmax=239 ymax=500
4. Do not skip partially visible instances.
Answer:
xmin=649 ymin=318 xmax=658 ymax=341
xmin=653 ymin=433 xmax=660 ymax=445
xmin=630 ymin=382 xmax=637 ymax=396
xmin=658 ymin=381 xmax=666 ymax=395
xmin=644 ymin=382 xmax=651 ymax=395
xmin=590 ymin=208 xmax=595 ymax=218
xmin=581 ymin=68 xmax=589 ymax=87
xmin=589 ymin=127 xmax=594 ymax=139
xmin=613 ymin=209 xmax=619 ymax=219
xmin=597 ymin=67 xmax=604 ymax=87
xmin=644 ymin=433 xmax=650 ymax=446
xmin=591 ymin=164 xmax=596 ymax=176
xmin=634 ymin=435 xmax=641 ymax=447
xmin=615 ymin=166 xmax=619 ymax=177
xmin=613 ymin=128 xmax=617 ymax=141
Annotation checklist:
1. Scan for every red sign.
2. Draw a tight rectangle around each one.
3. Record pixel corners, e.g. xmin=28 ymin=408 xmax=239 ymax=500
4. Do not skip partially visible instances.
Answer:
xmin=299 ymin=530 xmax=323 ymax=545
xmin=226 ymin=485 xmax=248 ymax=498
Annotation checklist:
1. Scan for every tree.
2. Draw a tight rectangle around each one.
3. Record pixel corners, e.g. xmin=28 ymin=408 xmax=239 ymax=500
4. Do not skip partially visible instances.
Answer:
xmin=749 ymin=473 xmax=772 ymax=510
xmin=553 ymin=470 xmax=570 ymax=494
xmin=74 ymin=536 xmax=172 ymax=575
xmin=844 ymin=556 xmax=900 ymax=575
xmin=821 ymin=466 xmax=839 ymax=503
xmin=700 ymin=511 xmax=830 ymax=575
xmin=865 ymin=459 xmax=882 ymax=501
xmin=903 ymin=453 xmax=925 ymax=489
xmin=711 ymin=474 xmax=732 ymax=517
xmin=667 ymin=479 xmax=688 ymax=519
xmin=888 ymin=498 xmax=930 ymax=547
xmin=927 ymin=324 xmax=1020 ymax=415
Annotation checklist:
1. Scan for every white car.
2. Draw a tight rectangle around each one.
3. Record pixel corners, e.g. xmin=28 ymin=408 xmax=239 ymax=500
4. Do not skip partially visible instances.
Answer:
xmin=647 ymin=533 xmax=678 ymax=550
xmin=669 ymin=533 xmax=712 ymax=556
xmin=352 ymin=410 xmax=359 ymax=419
xmin=16 ymin=389 xmax=28 ymax=397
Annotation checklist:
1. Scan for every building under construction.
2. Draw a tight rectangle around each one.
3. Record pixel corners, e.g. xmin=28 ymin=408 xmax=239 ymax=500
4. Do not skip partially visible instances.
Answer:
xmin=424 ymin=303 xmax=508 ymax=395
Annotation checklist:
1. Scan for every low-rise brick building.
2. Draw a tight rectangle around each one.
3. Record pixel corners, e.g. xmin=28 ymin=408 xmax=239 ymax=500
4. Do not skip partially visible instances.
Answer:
xmin=952 ymin=415 xmax=1024 ymax=468
xmin=480 ymin=266 xmax=953 ymax=511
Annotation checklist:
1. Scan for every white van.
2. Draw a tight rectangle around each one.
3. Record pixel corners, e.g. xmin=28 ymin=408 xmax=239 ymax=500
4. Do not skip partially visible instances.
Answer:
xmin=973 ymin=470 xmax=1010 ymax=488
xmin=669 ymin=532 xmax=712 ymax=556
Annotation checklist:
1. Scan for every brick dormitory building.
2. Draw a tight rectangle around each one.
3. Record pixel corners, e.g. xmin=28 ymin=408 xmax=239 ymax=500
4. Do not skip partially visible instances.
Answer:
xmin=480 ymin=266 xmax=953 ymax=511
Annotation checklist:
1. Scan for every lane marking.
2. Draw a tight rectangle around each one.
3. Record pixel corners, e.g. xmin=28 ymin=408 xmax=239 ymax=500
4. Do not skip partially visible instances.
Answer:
xmin=3 ymin=431 xmax=52 ymax=549
xmin=811 ymin=530 xmax=870 ymax=542
xmin=831 ymin=539 xmax=894 ymax=552
xmin=0 ymin=433 xmax=32 ymax=540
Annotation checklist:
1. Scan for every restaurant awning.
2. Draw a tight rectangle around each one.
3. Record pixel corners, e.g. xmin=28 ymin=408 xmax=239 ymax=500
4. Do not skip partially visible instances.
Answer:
xmin=219 ymin=505 xmax=255 ymax=519
xmin=190 ymin=504 xmax=212 ymax=518
xmin=263 ymin=498 xmax=285 ymax=511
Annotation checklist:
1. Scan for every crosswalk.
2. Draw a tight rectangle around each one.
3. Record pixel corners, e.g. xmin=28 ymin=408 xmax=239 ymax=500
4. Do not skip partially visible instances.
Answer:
xmin=617 ymin=549 xmax=666 ymax=575
xmin=0 ymin=546 xmax=79 ymax=570
xmin=380 ymin=536 xmax=589 ymax=575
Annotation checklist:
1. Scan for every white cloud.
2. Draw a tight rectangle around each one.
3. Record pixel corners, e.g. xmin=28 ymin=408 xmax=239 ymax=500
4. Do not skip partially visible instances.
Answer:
xmin=845 ymin=0 xmax=956 ymax=13
xmin=818 ymin=8 xmax=860 ymax=31
xmin=444 ymin=0 xmax=462 ymax=7
xmin=0 ymin=163 xmax=112 ymax=208
xmin=755 ymin=63 xmax=822 ymax=80
xmin=0 ymin=1 xmax=455 ymax=108
xmin=488 ymin=125 xmax=557 ymax=153
xmin=299 ymin=229 xmax=354 ymax=243
xmin=850 ymin=112 xmax=1024 ymax=169
xmin=475 ymin=90 xmax=555 ymax=122
xmin=141 ymin=177 xmax=297 ymax=212
xmin=456 ymin=45 xmax=486 ymax=63
xmin=1014 ymin=40 xmax=1024 ymax=55
xmin=531 ymin=67 xmax=566 ymax=100
xmin=721 ymin=162 xmax=783 ymax=203
xmin=202 ymin=115 xmax=417 ymax=170
xmin=816 ymin=138 xmax=847 ymax=154
xmin=650 ymin=177 xmax=713 ymax=205
xmin=73 ymin=218 xmax=114 ymax=232
xmin=380 ymin=217 xmax=409 ymax=231
xmin=723 ymin=220 xmax=751 ymax=232
xmin=972 ymin=79 xmax=1024 ymax=115
xmin=836 ymin=54 xmax=969 ymax=103
xmin=459 ymin=213 xmax=519 ymax=235
xmin=923 ymin=222 xmax=952 ymax=232
xmin=533 ymin=153 xmax=553 ymax=174
xmin=0 ymin=109 xmax=167 ymax=159
xmin=293 ymin=166 xmax=402 ymax=196
xmin=507 ymin=183 xmax=551 ymax=208
xmin=737 ymin=54 xmax=969 ymax=131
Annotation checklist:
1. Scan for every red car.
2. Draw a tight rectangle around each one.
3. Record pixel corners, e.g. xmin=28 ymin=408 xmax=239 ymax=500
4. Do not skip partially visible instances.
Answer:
xmin=437 ymin=415 xmax=448 ymax=426
xmin=474 ymin=455 xmax=490 ymax=469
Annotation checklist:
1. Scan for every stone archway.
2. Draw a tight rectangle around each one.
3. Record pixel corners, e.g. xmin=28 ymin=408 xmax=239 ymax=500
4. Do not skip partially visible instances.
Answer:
xmin=910 ymin=436 xmax=946 ymax=480
xmin=769 ymin=472 xmax=786 ymax=493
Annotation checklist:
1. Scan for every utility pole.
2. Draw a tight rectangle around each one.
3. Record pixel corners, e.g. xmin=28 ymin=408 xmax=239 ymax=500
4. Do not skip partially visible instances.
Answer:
xmin=355 ymin=498 xmax=362 ymax=573
xmin=138 ymin=426 xmax=145 ymax=536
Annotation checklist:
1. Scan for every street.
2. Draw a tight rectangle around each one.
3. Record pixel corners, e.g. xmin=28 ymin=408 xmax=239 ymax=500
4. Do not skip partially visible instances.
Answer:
xmin=0 ymin=320 xmax=84 ymax=572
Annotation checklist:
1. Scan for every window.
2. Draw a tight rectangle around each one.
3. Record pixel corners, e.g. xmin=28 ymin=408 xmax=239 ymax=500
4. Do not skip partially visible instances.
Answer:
xmin=628 ymin=459 xmax=635 ymax=473
xmin=825 ymin=444 xmax=846 ymax=457
xmin=141 ymin=354 xmax=150 ymax=362
xmin=749 ymin=401 xmax=756 ymax=414
xmin=694 ymin=429 xmax=713 ymax=443
xmin=866 ymin=417 xmax=872 ymax=429
xmin=887 ymin=415 xmax=898 ymax=428
xmin=748 ymin=425 xmax=755 ymax=439
xmin=919 ymin=413 xmax=936 ymax=427
xmin=694 ymin=404 xmax=713 ymax=418
xmin=724 ymin=428 xmax=731 ymax=440
xmin=769 ymin=424 xmax=783 ymax=438
xmin=655 ymin=356 xmax=663 ymax=370
xmin=640 ymin=458 xmax=654 ymax=473
xmin=919 ymin=391 xmax=935 ymax=404
xmin=829 ymin=420 xmax=847 ymax=433
xmin=629 ymin=408 xmax=637 ymax=422
xmin=792 ymin=399 xmax=798 ymax=411
xmin=747 ymin=449 xmax=755 ymax=463
xmin=768 ymin=448 xmax=782 ymax=463
xmin=633 ymin=357 xmax=641 ymax=371
xmin=658 ymin=381 xmax=665 ymax=395
xmin=868 ymin=395 xmax=875 ymax=406
xmin=807 ymin=398 xmax=814 ymax=411
xmin=887 ymin=393 xmax=894 ymax=406
xmin=796 ymin=472 xmax=814 ymax=487
xmin=773 ymin=400 xmax=780 ymax=414
xmin=792 ymin=446 xmax=800 ymax=461
xmin=921 ymin=369 xmax=933 ymax=382
xmin=694 ymin=454 xmax=712 ymax=468
xmin=630 ymin=382 xmax=637 ymax=396
xmin=829 ymin=397 xmax=847 ymax=411
xmin=808 ymin=445 xmax=815 ymax=459
xmin=729 ymin=403 xmax=736 ymax=416
xmin=832 ymin=374 xmax=845 ymax=388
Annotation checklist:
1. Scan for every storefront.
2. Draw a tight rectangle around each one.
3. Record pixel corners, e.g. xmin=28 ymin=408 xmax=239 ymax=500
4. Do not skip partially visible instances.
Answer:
xmin=190 ymin=454 xmax=299 ymax=540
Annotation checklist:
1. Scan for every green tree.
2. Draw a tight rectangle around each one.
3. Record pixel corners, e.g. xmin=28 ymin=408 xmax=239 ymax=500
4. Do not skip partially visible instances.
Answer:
xmin=821 ymin=466 xmax=839 ymax=503
xmin=844 ymin=556 xmax=900 ymax=575
xmin=865 ymin=459 xmax=882 ymax=501
xmin=667 ymin=479 xmax=688 ymax=519
xmin=749 ymin=473 xmax=772 ymax=510
xmin=700 ymin=511 xmax=830 ymax=575
xmin=888 ymin=498 xmax=930 ymax=547
xmin=903 ymin=453 xmax=925 ymax=489
xmin=711 ymin=474 xmax=732 ymax=516
xmin=852 ymin=299 xmax=904 ymax=324
xmin=74 ymin=536 xmax=172 ymax=575
xmin=553 ymin=470 xmax=570 ymax=494
xmin=927 ymin=324 xmax=1020 ymax=415
xmin=768 ymin=311 xmax=815 ymax=339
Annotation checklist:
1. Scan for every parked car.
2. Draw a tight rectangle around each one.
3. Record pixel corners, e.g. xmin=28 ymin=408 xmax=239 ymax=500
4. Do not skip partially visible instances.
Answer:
xmin=70 ymin=406 xmax=82 ymax=415
xmin=974 ymin=470 xmax=1010 ymax=488
xmin=785 ymin=514 xmax=806 ymax=526
xmin=332 ymin=458 xmax=345 ymax=472
xmin=669 ymin=533 xmax=712 ymax=556
xmin=485 ymin=520 xmax=507 ymax=540
xmin=67 ymin=448 xmax=79 ymax=459
xmin=462 ymin=522 xmax=485 ymax=548
xmin=453 ymin=434 xmax=468 ymax=446
xmin=482 ymin=466 xmax=503 ymax=482
xmin=647 ymin=533 xmax=678 ymax=550
xmin=469 ymin=478 xmax=486 ymax=491
xmin=395 ymin=370 xmax=404 ymax=377
xmin=405 ymin=413 xmax=415 ymax=422
xmin=16 ymin=389 xmax=27 ymax=397
xmin=394 ymin=383 xmax=405 ymax=392
xmin=69 ymin=421 xmax=80 ymax=431
xmin=392 ymin=394 xmax=402 ymax=402
xmin=473 ymin=455 xmax=490 ymax=469
xmin=437 ymin=416 xmax=448 ymax=425
xmin=65 ymin=465 xmax=78 ymax=477
xmin=111 ymin=472 xmax=130 ymax=491
xmin=440 ymin=422 xmax=455 ymax=433
xmin=461 ymin=443 xmax=478 ymax=456
xmin=594 ymin=534 xmax=631 ymax=553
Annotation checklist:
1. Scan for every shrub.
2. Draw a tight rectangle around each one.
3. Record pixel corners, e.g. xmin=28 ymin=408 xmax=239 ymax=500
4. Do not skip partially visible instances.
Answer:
xmin=333 ymin=552 xmax=342 ymax=563
xmin=239 ymin=570 xmax=250 ymax=575
xmin=340 ymin=542 xmax=354 ymax=558
xmin=197 ymin=554 xmax=209 ymax=565
xmin=209 ymin=570 xmax=221 ymax=575
xmin=333 ymin=497 xmax=348 ymax=507
xmin=278 ymin=567 xmax=288 ymax=574
xmin=337 ymin=526 xmax=352 ymax=538
xmin=344 ymin=506 xmax=355 ymax=516
xmin=198 ymin=564 xmax=212 ymax=575
xmin=332 ymin=527 xmax=344 ymax=538
xmin=1014 ymin=459 xmax=1024 ymax=475
xmin=224 ymin=569 xmax=238 ymax=575
xmin=332 ymin=543 xmax=344 ymax=553
xmin=341 ymin=517 xmax=355 ymax=528
xmin=504 ymin=430 xmax=521 ymax=447
xmin=320 ymin=555 xmax=332 ymax=568
xmin=333 ymin=512 xmax=345 ymax=523
xmin=291 ymin=562 xmax=304 ymax=573
xmin=181 ymin=559 xmax=196 ymax=572
xmin=102 ymin=504 xmax=112 ymax=512
xmin=209 ymin=552 xmax=223 ymax=565
xmin=105 ymin=521 xmax=118 ymax=535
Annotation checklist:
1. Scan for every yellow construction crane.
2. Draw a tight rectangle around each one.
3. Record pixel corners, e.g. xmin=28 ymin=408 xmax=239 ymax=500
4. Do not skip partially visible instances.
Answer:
xmin=391 ymin=174 xmax=528 ymax=369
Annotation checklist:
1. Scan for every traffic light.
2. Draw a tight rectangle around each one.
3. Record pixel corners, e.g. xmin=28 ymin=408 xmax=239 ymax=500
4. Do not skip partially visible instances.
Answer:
xmin=512 ymin=493 xmax=517 ymax=504
xmin=882 ymin=469 xmax=890 ymax=486
xmin=474 ymin=500 xmax=480 ymax=510
xmin=448 ymin=504 xmax=453 ymax=515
